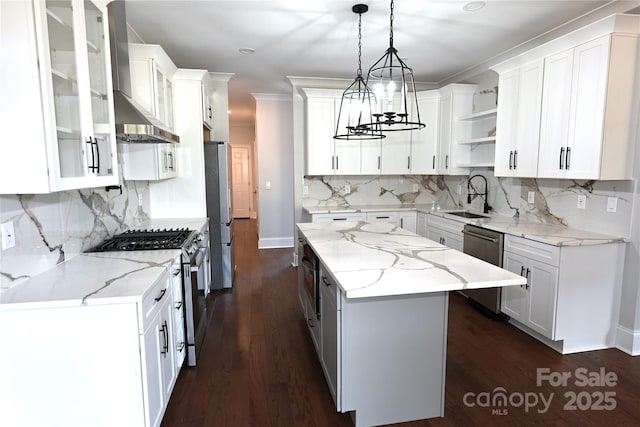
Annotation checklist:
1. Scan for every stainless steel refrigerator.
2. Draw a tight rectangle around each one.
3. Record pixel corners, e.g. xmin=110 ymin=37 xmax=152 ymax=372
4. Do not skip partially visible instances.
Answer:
xmin=204 ymin=141 xmax=235 ymax=290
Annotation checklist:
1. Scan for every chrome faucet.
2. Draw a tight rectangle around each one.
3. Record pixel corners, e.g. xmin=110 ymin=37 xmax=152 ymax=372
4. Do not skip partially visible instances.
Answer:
xmin=467 ymin=174 xmax=491 ymax=214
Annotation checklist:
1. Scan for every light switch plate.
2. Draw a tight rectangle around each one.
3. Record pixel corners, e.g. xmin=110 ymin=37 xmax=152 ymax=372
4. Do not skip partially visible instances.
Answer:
xmin=577 ymin=195 xmax=586 ymax=210
xmin=606 ymin=197 xmax=618 ymax=213
xmin=344 ymin=184 xmax=351 ymax=194
xmin=1 ymin=221 xmax=16 ymax=250
xmin=413 ymin=183 xmax=419 ymax=192
xmin=527 ymin=191 xmax=535 ymax=204
xmin=302 ymin=185 xmax=309 ymax=196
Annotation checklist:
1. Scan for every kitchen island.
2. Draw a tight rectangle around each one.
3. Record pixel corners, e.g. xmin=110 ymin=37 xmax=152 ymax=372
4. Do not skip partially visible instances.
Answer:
xmin=297 ymin=221 xmax=526 ymax=427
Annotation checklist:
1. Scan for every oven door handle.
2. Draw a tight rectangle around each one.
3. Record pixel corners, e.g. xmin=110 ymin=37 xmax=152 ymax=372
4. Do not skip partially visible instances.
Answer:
xmin=461 ymin=229 xmax=499 ymax=244
xmin=190 ymin=247 xmax=208 ymax=272
xmin=300 ymin=256 xmax=315 ymax=274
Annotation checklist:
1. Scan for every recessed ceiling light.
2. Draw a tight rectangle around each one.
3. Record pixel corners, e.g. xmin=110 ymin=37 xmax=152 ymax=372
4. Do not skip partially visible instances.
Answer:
xmin=239 ymin=47 xmax=255 ymax=55
xmin=463 ymin=1 xmax=486 ymax=12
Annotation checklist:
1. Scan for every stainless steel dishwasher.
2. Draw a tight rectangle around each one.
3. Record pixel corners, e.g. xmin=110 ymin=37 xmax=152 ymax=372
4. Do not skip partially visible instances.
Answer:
xmin=462 ymin=224 xmax=504 ymax=315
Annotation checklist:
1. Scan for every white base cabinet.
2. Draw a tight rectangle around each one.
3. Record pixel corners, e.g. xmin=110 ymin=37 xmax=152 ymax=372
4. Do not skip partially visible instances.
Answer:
xmin=316 ymin=263 xmax=448 ymax=427
xmin=501 ymin=235 xmax=625 ymax=353
xmin=426 ymin=215 xmax=464 ymax=251
xmin=0 ymin=256 xmax=184 ymax=427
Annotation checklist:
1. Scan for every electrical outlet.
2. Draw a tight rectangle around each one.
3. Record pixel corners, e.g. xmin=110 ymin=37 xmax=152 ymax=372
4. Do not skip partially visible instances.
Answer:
xmin=577 ymin=195 xmax=586 ymax=210
xmin=265 ymin=181 xmax=271 ymax=190
xmin=1 ymin=221 xmax=16 ymax=250
xmin=527 ymin=191 xmax=535 ymax=204
xmin=398 ymin=178 xmax=404 ymax=184
xmin=138 ymin=194 xmax=143 ymax=206
xmin=302 ymin=185 xmax=309 ymax=196
xmin=412 ymin=183 xmax=419 ymax=192
xmin=456 ymin=185 xmax=462 ymax=195
xmin=606 ymin=197 xmax=618 ymax=213
xmin=344 ymin=184 xmax=351 ymax=194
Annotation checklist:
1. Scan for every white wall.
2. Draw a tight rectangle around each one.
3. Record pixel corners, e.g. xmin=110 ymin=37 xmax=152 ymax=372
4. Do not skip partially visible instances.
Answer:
xmin=253 ymin=94 xmax=294 ymax=248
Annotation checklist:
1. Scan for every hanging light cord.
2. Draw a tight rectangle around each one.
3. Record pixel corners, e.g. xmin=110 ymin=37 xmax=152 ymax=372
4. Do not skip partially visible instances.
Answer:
xmin=389 ymin=0 xmax=394 ymax=48
xmin=357 ymin=10 xmax=363 ymax=77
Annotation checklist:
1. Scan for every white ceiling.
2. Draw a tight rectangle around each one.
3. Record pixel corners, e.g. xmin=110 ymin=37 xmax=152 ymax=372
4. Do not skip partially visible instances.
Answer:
xmin=123 ymin=1 xmax=640 ymax=125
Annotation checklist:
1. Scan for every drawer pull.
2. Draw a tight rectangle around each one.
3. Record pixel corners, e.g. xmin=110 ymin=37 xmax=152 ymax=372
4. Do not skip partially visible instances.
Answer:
xmin=154 ymin=288 xmax=167 ymax=302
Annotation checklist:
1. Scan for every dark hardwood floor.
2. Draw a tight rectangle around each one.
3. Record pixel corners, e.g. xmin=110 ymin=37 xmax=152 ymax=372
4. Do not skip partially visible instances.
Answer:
xmin=162 ymin=219 xmax=640 ymax=427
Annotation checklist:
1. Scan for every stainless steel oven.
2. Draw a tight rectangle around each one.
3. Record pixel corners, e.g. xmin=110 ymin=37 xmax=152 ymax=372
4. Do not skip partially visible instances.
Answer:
xmin=298 ymin=239 xmax=319 ymax=320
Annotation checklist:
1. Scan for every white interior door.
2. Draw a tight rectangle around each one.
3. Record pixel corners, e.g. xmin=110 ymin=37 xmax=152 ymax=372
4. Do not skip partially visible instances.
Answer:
xmin=231 ymin=145 xmax=251 ymax=218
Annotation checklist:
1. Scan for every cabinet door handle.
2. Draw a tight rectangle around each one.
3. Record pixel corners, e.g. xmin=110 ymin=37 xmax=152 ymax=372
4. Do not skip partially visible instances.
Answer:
xmin=559 ymin=147 xmax=565 ymax=170
xmin=407 ymin=156 xmax=411 ymax=170
xmin=378 ymin=155 xmax=381 ymax=170
xmin=445 ymin=155 xmax=449 ymax=169
xmin=432 ymin=155 xmax=436 ymax=170
xmin=509 ymin=151 xmax=513 ymax=170
xmin=154 ymin=288 xmax=167 ymax=302
xmin=525 ymin=268 xmax=530 ymax=290
xmin=375 ymin=216 xmax=390 ymax=219
xmin=160 ymin=321 xmax=169 ymax=357
xmin=565 ymin=147 xmax=571 ymax=170
xmin=400 ymin=218 xmax=404 ymax=228
xmin=177 ymin=342 xmax=185 ymax=353
xmin=336 ymin=155 xmax=339 ymax=170
xmin=520 ymin=266 xmax=525 ymax=276
xmin=321 ymin=276 xmax=331 ymax=287
xmin=86 ymin=137 xmax=99 ymax=174
xmin=513 ymin=150 xmax=518 ymax=170
xmin=208 ymin=106 xmax=212 ymax=119
xmin=331 ymin=155 xmax=334 ymax=170
xmin=332 ymin=217 xmax=347 ymax=221
xmin=175 ymin=301 xmax=183 ymax=310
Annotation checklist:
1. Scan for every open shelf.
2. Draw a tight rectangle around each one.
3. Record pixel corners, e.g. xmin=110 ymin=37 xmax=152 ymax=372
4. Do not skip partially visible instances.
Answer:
xmin=459 ymin=108 xmax=497 ymax=121
xmin=457 ymin=136 xmax=496 ymax=145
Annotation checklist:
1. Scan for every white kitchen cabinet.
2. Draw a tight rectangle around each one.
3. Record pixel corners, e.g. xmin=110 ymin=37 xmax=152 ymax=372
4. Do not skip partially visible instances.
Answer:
xmin=398 ymin=211 xmax=417 ymax=233
xmin=501 ymin=235 xmax=624 ymax=353
xmin=170 ymin=259 xmax=186 ymax=371
xmin=129 ymin=43 xmax=178 ymax=132
xmin=416 ymin=212 xmax=429 ymax=237
xmin=365 ymin=211 xmax=399 ymax=224
xmin=410 ymin=91 xmax=440 ymax=174
xmin=202 ymin=79 xmax=215 ymax=130
xmin=303 ymin=89 xmax=361 ymax=175
xmin=121 ymin=143 xmax=178 ymax=180
xmin=0 ymin=0 xmax=119 ymax=194
xmin=310 ymin=212 xmax=367 ymax=223
xmin=457 ymin=108 xmax=497 ymax=168
xmin=501 ymin=249 xmax=559 ymax=339
xmin=426 ymin=215 xmax=464 ymax=251
xmin=0 ymin=257 xmax=182 ymax=427
xmin=493 ymin=59 xmax=544 ymax=177
xmin=380 ymin=131 xmax=412 ymax=175
xmin=437 ymin=84 xmax=476 ymax=175
xmin=537 ymin=34 xmax=638 ymax=180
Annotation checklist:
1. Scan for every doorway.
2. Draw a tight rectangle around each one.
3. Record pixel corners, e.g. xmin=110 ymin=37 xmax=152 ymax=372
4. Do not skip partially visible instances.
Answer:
xmin=231 ymin=145 xmax=252 ymax=218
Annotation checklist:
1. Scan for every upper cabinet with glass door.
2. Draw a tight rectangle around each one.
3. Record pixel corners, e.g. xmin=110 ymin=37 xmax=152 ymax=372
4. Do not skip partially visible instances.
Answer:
xmin=0 ymin=0 xmax=118 ymax=193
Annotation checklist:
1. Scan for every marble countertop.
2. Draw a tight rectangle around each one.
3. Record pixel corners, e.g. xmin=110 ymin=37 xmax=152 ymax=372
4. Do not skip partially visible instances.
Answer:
xmin=304 ymin=205 xmax=623 ymax=247
xmin=0 ymin=250 xmax=180 ymax=309
xmin=0 ymin=217 xmax=209 ymax=309
xmin=297 ymin=221 xmax=526 ymax=299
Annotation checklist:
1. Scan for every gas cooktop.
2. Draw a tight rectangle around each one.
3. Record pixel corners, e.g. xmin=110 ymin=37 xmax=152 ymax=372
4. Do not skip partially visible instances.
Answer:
xmin=87 ymin=228 xmax=195 ymax=252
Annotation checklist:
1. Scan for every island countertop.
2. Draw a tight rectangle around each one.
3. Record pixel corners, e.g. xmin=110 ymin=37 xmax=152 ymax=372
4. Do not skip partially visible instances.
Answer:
xmin=297 ymin=221 xmax=526 ymax=299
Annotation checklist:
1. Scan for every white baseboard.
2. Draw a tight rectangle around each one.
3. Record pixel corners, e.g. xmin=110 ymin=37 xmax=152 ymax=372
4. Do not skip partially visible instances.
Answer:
xmin=258 ymin=236 xmax=294 ymax=249
xmin=615 ymin=325 xmax=640 ymax=356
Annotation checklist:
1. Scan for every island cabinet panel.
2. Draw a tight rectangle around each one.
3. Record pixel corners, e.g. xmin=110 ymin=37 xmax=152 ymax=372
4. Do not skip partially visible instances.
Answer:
xmin=317 ymin=262 xmax=447 ymax=427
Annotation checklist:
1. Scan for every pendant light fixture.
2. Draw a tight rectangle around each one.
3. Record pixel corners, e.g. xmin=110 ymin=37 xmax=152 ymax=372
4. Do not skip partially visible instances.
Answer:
xmin=333 ymin=4 xmax=385 ymax=140
xmin=365 ymin=0 xmax=425 ymax=132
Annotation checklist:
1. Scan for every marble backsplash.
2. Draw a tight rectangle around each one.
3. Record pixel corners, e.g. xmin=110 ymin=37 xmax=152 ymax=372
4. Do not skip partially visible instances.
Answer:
xmin=303 ymin=172 xmax=634 ymax=239
xmin=0 ymin=181 xmax=150 ymax=292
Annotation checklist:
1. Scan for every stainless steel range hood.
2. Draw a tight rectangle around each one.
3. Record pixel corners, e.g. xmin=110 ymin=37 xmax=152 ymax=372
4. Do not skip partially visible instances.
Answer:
xmin=107 ymin=1 xmax=179 ymax=144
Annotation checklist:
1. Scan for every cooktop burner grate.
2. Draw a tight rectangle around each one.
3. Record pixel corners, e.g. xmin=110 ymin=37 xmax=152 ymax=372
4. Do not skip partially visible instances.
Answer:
xmin=88 ymin=228 xmax=194 ymax=252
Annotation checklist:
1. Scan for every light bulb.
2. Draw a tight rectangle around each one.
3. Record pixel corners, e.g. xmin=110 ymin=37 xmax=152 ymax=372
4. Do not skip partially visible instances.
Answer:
xmin=387 ymin=81 xmax=396 ymax=101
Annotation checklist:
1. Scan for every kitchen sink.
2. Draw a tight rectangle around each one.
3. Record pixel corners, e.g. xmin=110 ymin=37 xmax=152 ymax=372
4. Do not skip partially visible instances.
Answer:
xmin=447 ymin=211 xmax=488 ymax=219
